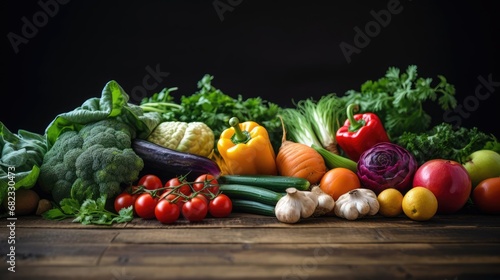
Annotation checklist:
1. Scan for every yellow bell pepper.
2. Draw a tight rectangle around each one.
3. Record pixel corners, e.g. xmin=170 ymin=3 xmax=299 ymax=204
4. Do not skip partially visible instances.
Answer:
xmin=217 ymin=117 xmax=278 ymax=175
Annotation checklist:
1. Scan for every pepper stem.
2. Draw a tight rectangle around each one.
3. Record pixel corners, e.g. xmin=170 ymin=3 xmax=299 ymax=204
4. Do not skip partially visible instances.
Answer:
xmin=347 ymin=104 xmax=365 ymax=132
xmin=229 ymin=117 xmax=250 ymax=144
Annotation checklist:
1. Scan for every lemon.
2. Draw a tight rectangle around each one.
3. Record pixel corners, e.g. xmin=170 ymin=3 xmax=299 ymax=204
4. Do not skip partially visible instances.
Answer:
xmin=402 ymin=187 xmax=438 ymax=221
xmin=377 ymin=188 xmax=404 ymax=217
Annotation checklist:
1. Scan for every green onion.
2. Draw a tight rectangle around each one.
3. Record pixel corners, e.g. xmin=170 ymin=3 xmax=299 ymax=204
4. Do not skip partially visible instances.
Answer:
xmin=279 ymin=105 xmax=322 ymax=148
xmin=280 ymin=94 xmax=347 ymax=154
xmin=312 ymin=144 xmax=358 ymax=173
xmin=302 ymin=94 xmax=347 ymax=154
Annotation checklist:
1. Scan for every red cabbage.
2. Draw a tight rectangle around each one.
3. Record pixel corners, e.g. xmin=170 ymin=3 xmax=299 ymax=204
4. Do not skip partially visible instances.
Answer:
xmin=357 ymin=142 xmax=417 ymax=195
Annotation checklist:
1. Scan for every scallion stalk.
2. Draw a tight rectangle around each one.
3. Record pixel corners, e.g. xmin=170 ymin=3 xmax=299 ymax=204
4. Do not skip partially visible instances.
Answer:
xmin=279 ymin=107 xmax=322 ymax=148
xmin=312 ymin=144 xmax=358 ymax=173
xmin=300 ymin=94 xmax=347 ymax=154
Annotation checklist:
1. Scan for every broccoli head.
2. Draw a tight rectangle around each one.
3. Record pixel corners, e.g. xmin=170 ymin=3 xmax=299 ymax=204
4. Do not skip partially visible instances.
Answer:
xmin=38 ymin=118 xmax=144 ymax=203
xmin=38 ymin=130 xmax=83 ymax=202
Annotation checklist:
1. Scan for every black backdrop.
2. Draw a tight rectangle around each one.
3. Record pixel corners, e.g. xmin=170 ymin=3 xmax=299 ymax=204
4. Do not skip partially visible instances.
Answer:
xmin=4 ymin=0 xmax=499 ymax=137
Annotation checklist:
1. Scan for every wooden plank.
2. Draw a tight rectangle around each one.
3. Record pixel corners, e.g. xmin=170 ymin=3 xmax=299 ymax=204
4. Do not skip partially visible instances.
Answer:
xmin=13 ymin=215 xmax=129 ymax=229
xmin=12 ymin=212 xmax=500 ymax=229
xmin=112 ymin=227 xmax=500 ymax=244
xmin=0 ymin=228 xmax=119 ymax=244
xmin=5 ymin=226 xmax=497 ymax=246
xmin=2 ymin=263 xmax=499 ymax=280
xmin=98 ymin=243 xmax=500 ymax=266
xmin=2 ymin=242 xmax=498 ymax=268
xmin=0 ymin=243 xmax=107 ymax=266
xmin=3 ymin=213 xmax=499 ymax=279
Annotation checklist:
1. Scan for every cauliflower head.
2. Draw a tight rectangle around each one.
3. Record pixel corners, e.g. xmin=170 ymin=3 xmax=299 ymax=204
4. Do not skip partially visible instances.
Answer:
xmin=38 ymin=118 xmax=144 ymax=203
xmin=147 ymin=121 xmax=214 ymax=157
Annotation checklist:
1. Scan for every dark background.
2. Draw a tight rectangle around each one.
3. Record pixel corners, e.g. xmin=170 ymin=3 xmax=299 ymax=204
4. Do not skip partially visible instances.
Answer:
xmin=3 ymin=0 xmax=499 ymax=137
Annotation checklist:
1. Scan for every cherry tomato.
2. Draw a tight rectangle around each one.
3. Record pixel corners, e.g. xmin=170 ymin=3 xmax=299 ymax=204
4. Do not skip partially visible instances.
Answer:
xmin=138 ymin=174 xmax=163 ymax=191
xmin=114 ymin=192 xmax=137 ymax=213
xmin=472 ymin=177 xmax=500 ymax=214
xmin=209 ymin=194 xmax=232 ymax=218
xmin=155 ymin=200 xmax=180 ymax=224
xmin=182 ymin=197 xmax=208 ymax=222
xmin=192 ymin=174 xmax=219 ymax=197
xmin=193 ymin=193 xmax=209 ymax=210
xmin=134 ymin=193 xmax=158 ymax=219
xmin=160 ymin=192 xmax=185 ymax=210
xmin=164 ymin=177 xmax=192 ymax=196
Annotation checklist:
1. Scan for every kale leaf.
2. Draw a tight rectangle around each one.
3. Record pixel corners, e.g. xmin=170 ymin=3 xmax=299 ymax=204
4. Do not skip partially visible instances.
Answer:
xmin=395 ymin=122 xmax=500 ymax=165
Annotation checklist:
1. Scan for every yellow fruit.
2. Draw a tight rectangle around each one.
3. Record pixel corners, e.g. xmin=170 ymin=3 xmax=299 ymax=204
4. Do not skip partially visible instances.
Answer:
xmin=377 ymin=188 xmax=404 ymax=217
xmin=402 ymin=187 xmax=438 ymax=221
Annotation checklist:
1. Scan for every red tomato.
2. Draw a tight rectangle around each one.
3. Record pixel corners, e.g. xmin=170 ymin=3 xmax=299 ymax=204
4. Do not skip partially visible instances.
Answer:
xmin=192 ymin=174 xmax=219 ymax=197
xmin=164 ymin=177 xmax=191 ymax=196
xmin=114 ymin=192 xmax=137 ymax=213
xmin=160 ymin=192 xmax=185 ymax=210
xmin=138 ymin=174 xmax=163 ymax=191
xmin=134 ymin=193 xmax=158 ymax=219
xmin=472 ymin=177 xmax=500 ymax=214
xmin=194 ymin=192 xmax=209 ymax=205
xmin=209 ymin=194 xmax=232 ymax=218
xmin=155 ymin=200 xmax=180 ymax=224
xmin=182 ymin=197 xmax=208 ymax=222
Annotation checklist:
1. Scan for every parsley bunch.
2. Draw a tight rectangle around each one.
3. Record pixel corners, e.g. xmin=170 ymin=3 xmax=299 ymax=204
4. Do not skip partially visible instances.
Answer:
xmin=342 ymin=65 xmax=457 ymax=138
xmin=43 ymin=195 xmax=133 ymax=225
xmin=141 ymin=74 xmax=283 ymax=152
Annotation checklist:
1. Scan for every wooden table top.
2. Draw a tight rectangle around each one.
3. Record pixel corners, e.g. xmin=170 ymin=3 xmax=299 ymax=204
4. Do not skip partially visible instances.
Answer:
xmin=1 ymin=209 xmax=500 ymax=280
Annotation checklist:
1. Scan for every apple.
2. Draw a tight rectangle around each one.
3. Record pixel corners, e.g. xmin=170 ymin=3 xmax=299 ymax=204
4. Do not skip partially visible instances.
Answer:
xmin=463 ymin=150 xmax=500 ymax=189
xmin=413 ymin=159 xmax=471 ymax=214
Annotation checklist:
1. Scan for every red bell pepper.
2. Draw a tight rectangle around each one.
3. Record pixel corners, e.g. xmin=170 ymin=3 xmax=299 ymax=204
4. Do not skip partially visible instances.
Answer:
xmin=336 ymin=104 xmax=390 ymax=162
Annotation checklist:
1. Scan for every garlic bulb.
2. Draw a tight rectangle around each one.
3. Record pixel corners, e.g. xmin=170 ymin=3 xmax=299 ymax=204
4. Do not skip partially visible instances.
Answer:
xmin=275 ymin=187 xmax=318 ymax=224
xmin=310 ymin=186 xmax=335 ymax=217
xmin=334 ymin=188 xmax=380 ymax=220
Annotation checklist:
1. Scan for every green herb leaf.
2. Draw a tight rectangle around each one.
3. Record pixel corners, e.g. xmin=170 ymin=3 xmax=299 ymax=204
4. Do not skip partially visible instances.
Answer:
xmin=59 ymin=198 xmax=80 ymax=215
xmin=141 ymin=74 xmax=283 ymax=153
xmin=343 ymin=65 xmax=457 ymax=138
xmin=43 ymin=195 xmax=133 ymax=225
xmin=395 ymin=123 xmax=499 ymax=165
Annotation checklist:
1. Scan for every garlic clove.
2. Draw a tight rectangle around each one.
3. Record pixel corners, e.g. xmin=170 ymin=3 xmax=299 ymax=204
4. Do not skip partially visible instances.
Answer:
xmin=310 ymin=186 xmax=335 ymax=217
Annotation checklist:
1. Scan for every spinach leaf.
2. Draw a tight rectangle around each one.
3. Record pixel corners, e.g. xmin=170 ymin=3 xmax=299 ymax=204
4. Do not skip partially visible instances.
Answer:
xmin=45 ymin=80 xmax=161 ymax=148
xmin=0 ymin=123 xmax=47 ymax=203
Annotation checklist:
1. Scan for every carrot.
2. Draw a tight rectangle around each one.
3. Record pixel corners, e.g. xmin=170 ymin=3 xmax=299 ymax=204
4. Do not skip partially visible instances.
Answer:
xmin=275 ymin=116 xmax=327 ymax=185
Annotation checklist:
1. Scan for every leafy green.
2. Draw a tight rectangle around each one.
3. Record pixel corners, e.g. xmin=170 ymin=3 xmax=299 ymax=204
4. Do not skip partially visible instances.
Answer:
xmin=343 ymin=65 xmax=457 ymax=138
xmin=280 ymin=94 xmax=348 ymax=154
xmin=141 ymin=74 xmax=283 ymax=152
xmin=0 ymin=123 xmax=48 ymax=203
xmin=395 ymin=122 xmax=500 ymax=165
xmin=38 ymin=118 xmax=145 ymax=204
xmin=45 ymin=80 xmax=161 ymax=148
xmin=42 ymin=195 xmax=133 ymax=225
xmin=39 ymin=80 xmax=161 ymax=204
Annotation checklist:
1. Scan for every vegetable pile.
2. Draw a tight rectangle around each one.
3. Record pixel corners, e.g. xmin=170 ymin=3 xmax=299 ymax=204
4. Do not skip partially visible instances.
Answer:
xmin=140 ymin=74 xmax=283 ymax=153
xmin=2 ymin=65 xmax=500 ymax=225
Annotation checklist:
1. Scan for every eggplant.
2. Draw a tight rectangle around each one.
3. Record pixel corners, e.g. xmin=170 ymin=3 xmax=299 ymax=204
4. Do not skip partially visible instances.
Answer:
xmin=132 ymin=139 xmax=221 ymax=180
